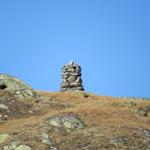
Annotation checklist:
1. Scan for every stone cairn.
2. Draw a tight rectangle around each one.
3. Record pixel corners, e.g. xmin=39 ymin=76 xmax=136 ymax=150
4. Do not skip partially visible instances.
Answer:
xmin=60 ymin=61 xmax=84 ymax=92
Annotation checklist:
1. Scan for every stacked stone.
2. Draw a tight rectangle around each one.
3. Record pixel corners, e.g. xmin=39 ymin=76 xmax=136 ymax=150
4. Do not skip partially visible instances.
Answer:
xmin=60 ymin=61 xmax=84 ymax=92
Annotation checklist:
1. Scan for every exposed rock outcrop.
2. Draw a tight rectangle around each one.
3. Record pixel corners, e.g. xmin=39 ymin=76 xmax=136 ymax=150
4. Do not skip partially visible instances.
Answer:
xmin=0 ymin=74 xmax=38 ymax=99
xmin=48 ymin=114 xmax=85 ymax=130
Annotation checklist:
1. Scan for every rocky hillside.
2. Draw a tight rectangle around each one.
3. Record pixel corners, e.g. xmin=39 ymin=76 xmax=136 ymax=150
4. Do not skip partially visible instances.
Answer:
xmin=0 ymin=90 xmax=150 ymax=150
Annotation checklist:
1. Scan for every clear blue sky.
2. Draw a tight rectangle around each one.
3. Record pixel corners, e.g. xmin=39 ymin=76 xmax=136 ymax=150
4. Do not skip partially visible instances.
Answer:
xmin=0 ymin=0 xmax=150 ymax=97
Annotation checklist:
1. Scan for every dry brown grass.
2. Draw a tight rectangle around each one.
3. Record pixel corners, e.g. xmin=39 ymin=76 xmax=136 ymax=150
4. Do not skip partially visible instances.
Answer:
xmin=0 ymin=91 xmax=150 ymax=149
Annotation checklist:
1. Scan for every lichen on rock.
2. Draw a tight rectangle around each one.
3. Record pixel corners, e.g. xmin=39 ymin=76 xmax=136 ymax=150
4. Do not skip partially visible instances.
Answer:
xmin=15 ymin=145 xmax=31 ymax=150
xmin=0 ymin=133 xmax=10 ymax=144
xmin=3 ymin=140 xmax=21 ymax=150
xmin=48 ymin=114 xmax=85 ymax=130
xmin=0 ymin=74 xmax=39 ymax=99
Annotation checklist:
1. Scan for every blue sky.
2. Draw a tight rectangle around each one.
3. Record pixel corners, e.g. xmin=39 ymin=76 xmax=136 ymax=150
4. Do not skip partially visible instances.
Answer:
xmin=0 ymin=0 xmax=150 ymax=97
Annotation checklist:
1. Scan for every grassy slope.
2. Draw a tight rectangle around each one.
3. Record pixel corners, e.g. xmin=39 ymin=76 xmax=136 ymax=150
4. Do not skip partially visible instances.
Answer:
xmin=0 ymin=91 xmax=150 ymax=150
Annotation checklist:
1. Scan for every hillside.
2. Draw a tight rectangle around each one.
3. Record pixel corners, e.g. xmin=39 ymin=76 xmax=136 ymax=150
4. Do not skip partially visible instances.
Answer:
xmin=0 ymin=90 xmax=150 ymax=150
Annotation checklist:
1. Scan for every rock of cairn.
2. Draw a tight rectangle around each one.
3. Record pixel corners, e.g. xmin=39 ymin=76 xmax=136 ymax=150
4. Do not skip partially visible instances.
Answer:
xmin=60 ymin=61 xmax=84 ymax=92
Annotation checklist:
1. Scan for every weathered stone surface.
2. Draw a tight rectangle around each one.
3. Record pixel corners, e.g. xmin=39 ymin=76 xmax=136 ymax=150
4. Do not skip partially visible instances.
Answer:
xmin=0 ymin=103 xmax=9 ymax=112
xmin=41 ymin=133 xmax=52 ymax=145
xmin=40 ymin=133 xmax=58 ymax=149
xmin=15 ymin=145 xmax=31 ymax=150
xmin=60 ymin=61 xmax=84 ymax=92
xmin=48 ymin=114 xmax=84 ymax=129
xmin=0 ymin=133 xmax=10 ymax=143
xmin=0 ymin=74 xmax=38 ymax=99
xmin=141 ymin=128 xmax=150 ymax=139
xmin=109 ymin=136 xmax=128 ymax=147
xmin=3 ymin=141 xmax=21 ymax=150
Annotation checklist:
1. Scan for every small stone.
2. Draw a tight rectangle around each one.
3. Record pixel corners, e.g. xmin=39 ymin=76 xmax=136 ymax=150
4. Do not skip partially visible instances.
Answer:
xmin=68 ymin=60 xmax=74 ymax=65
xmin=0 ymin=134 xmax=10 ymax=143
xmin=110 ymin=136 xmax=128 ymax=147
xmin=49 ymin=146 xmax=58 ymax=150
xmin=67 ymin=76 xmax=76 ymax=82
xmin=48 ymin=117 xmax=61 ymax=127
xmin=143 ymin=129 xmax=150 ymax=138
xmin=0 ymin=104 xmax=9 ymax=112
xmin=15 ymin=145 xmax=31 ymax=150
xmin=3 ymin=140 xmax=20 ymax=150
xmin=3 ymin=115 xmax=8 ymax=120
xmin=63 ymin=121 xmax=73 ymax=129
xmin=41 ymin=133 xmax=52 ymax=145
xmin=75 ymin=77 xmax=82 ymax=83
xmin=28 ymin=111 xmax=33 ymax=114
